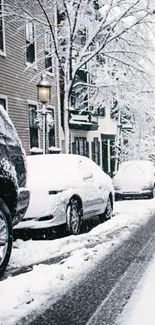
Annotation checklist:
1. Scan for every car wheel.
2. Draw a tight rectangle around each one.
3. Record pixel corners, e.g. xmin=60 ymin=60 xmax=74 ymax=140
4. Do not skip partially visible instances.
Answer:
xmin=66 ymin=199 xmax=82 ymax=235
xmin=99 ymin=197 xmax=112 ymax=223
xmin=0 ymin=199 xmax=13 ymax=277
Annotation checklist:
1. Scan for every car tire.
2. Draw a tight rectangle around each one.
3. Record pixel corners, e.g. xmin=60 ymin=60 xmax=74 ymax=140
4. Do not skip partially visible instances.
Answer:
xmin=99 ymin=197 xmax=112 ymax=223
xmin=66 ymin=199 xmax=82 ymax=235
xmin=0 ymin=198 xmax=13 ymax=278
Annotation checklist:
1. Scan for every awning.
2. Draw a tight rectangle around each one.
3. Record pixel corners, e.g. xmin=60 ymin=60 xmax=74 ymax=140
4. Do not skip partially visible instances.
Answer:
xmin=101 ymin=134 xmax=116 ymax=140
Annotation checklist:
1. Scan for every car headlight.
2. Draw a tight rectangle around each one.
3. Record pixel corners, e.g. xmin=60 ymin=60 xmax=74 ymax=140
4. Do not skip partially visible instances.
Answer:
xmin=114 ymin=184 xmax=121 ymax=190
xmin=142 ymin=182 xmax=153 ymax=189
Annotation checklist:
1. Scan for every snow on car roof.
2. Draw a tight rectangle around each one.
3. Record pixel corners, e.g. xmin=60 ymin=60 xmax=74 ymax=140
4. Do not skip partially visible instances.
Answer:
xmin=27 ymin=153 xmax=83 ymax=166
xmin=119 ymin=160 xmax=154 ymax=169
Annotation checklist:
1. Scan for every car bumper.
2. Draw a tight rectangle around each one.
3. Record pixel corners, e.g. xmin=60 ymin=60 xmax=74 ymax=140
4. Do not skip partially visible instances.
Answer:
xmin=14 ymin=202 xmax=66 ymax=229
xmin=115 ymin=189 xmax=153 ymax=198
xmin=13 ymin=188 xmax=30 ymax=227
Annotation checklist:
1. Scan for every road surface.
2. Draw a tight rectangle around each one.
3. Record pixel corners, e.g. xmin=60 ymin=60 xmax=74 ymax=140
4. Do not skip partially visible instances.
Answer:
xmin=20 ymin=213 xmax=155 ymax=325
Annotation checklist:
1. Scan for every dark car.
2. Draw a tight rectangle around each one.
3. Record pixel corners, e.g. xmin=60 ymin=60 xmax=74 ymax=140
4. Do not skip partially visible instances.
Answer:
xmin=0 ymin=105 xmax=30 ymax=277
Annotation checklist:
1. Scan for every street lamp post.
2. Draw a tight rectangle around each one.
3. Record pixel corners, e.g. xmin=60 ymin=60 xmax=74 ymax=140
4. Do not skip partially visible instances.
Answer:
xmin=36 ymin=73 xmax=51 ymax=155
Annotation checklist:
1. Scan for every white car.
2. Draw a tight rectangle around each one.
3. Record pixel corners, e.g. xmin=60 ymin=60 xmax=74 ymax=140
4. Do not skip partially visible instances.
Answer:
xmin=14 ymin=154 xmax=114 ymax=235
xmin=113 ymin=160 xmax=155 ymax=200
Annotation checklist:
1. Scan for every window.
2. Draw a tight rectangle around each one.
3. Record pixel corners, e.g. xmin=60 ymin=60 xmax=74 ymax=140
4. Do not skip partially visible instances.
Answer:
xmin=45 ymin=31 xmax=53 ymax=74
xmin=92 ymin=137 xmax=100 ymax=165
xmin=0 ymin=95 xmax=7 ymax=111
xmin=96 ymin=107 xmax=105 ymax=117
xmin=28 ymin=104 xmax=38 ymax=148
xmin=0 ymin=0 xmax=5 ymax=54
xmin=101 ymin=134 xmax=115 ymax=176
xmin=0 ymin=97 xmax=6 ymax=110
xmin=110 ymin=99 xmax=118 ymax=119
xmin=47 ymin=109 xmax=55 ymax=147
xmin=26 ymin=20 xmax=36 ymax=64
xmin=77 ymin=28 xmax=87 ymax=46
xmin=72 ymin=137 xmax=89 ymax=157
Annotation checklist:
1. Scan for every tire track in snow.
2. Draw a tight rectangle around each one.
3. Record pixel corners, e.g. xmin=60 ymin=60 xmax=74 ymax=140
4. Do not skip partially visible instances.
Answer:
xmin=24 ymin=213 xmax=155 ymax=325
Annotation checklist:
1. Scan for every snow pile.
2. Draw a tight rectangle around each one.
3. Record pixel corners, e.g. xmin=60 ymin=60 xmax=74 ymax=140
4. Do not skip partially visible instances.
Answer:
xmin=117 ymin=255 xmax=155 ymax=325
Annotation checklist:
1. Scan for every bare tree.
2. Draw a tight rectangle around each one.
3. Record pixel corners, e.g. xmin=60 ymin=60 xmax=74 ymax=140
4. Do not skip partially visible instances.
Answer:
xmin=3 ymin=0 xmax=155 ymax=152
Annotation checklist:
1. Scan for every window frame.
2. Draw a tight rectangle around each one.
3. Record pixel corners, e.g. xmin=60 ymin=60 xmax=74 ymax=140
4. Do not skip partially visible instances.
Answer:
xmin=0 ymin=94 xmax=8 ymax=112
xmin=47 ymin=105 xmax=55 ymax=148
xmin=25 ymin=19 xmax=37 ymax=68
xmin=72 ymin=137 xmax=89 ymax=157
xmin=45 ymin=30 xmax=54 ymax=76
xmin=91 ymin=137 xmax=100 ymax=166
xmin=0 ymin=0 xmax=6 ymax=56
xmin=28 ymin=101 xmax=40 ymax=149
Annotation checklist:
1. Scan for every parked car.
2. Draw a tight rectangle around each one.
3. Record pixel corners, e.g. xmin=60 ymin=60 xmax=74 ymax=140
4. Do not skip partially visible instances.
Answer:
xmin=113 ymin=160 xmax=155 ymax=200
xmin=14 ymin=154 xmax=114 ymax=235
xmin=0 ymin=105 xmax=30 ymax=277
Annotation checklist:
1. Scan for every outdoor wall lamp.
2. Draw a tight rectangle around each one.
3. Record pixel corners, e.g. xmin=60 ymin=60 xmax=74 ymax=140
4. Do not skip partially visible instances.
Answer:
xmin=36 ymin=73 xmax=52 ymax=154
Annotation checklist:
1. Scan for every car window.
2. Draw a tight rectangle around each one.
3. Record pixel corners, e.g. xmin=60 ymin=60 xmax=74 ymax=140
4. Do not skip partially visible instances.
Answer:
xmin=79 ymin=156 xmax=109 ymax=185
xmin=78 ymin=158 xmax=94 ymax=179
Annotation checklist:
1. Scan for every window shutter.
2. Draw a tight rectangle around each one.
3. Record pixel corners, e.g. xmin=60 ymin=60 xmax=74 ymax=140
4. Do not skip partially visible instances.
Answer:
xmin=86 ymin=142 xmax=89 ymax=158
xmin=91 ymin=141 xmax=95 ymax=162
xmin=72 ymin=142 xmax=76 ymax=154
xmin=98 ymin=141 xmax=100 ymax=166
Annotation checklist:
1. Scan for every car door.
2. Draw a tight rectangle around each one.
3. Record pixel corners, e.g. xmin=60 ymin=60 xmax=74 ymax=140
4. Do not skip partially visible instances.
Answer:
xmin=88 ymin=160 xmax=111 ymax=212
xmin=78 ymin=157 xmax=104 ymax=219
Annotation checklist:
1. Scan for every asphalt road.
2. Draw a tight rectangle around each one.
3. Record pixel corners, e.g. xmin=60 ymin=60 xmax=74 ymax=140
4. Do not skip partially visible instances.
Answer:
xmin=20 ymin=212 xmax=155 ymax=325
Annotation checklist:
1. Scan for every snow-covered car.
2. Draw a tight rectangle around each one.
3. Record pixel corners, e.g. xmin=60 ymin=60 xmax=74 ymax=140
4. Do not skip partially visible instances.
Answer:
xmin=113 ymin=160 xmax=155 ymax=200
xmin=0 ymin=105 xmax=30 ymax=277
xmin=14 ymin=154 xmax=114 ymax=235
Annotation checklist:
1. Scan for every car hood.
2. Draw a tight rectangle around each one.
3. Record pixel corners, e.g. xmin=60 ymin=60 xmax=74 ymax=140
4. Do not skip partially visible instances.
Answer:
xmin=113 ymin=174 xmax=153 ymax=187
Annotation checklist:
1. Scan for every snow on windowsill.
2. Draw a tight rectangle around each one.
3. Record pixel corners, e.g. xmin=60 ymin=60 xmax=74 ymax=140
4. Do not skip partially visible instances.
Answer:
xmin=69 ymin=120 xmax=92 ymax=125
xmin=48 ymin=146 xmax=62 ymax=152
xmin=30 ymin=147 xmax=43 ymax=154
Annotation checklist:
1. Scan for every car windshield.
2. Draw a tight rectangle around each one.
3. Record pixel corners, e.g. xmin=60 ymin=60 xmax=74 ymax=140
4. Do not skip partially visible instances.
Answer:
xmin=119 ymin=161 xmax=153 ymax=177
xmin=122 ymin=165 xmax=144 ymax=177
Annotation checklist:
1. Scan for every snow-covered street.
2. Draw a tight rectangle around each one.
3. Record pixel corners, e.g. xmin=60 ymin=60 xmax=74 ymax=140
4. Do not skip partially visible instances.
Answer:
xmin=1 ymin=199 xmax=155 ymax=325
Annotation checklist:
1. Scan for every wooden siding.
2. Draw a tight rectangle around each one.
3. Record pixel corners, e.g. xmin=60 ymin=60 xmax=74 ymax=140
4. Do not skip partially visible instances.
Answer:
xmin=0 ymin=11 xmax=59 ymax=154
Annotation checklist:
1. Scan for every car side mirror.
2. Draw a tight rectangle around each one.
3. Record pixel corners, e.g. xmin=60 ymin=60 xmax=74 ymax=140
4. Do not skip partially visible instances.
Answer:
xmin=81 ymin=171 xmax=93 ymax=180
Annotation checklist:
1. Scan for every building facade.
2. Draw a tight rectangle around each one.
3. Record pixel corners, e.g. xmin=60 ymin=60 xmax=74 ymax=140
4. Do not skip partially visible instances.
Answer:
xmin=69 ymin=107 xmax=117 ymax=176
xmin=0 ymin=0 xmax=118 ymax=176
xmin=0 ymin=0 xmax=61 ymax=155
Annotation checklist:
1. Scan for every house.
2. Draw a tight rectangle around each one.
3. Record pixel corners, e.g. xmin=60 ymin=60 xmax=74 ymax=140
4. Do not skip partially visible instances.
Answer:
xmin=0 ymin=0 xmax=61 ymax=155
xmin=69 ymin=102 xmax=117 ymax=177
xmin=0 ymin=0 xmax=118 ymax=176
xmin=68 ymin=47 xmax=117 ymax=176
